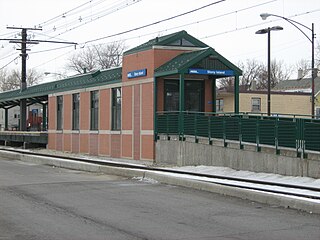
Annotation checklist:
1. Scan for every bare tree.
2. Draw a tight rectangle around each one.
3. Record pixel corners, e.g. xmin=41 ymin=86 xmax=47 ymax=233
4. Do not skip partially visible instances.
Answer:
xmin=295 ymin=59 xmax=310 ymax=78
xmin=257 ymin=59 xmax=291 ymax=89
xmin=66 ymin=41 xmax=127 ymax=74
xmin=94 ymin=41 xmax=126 ymax=69
xmin=217 ymin=77 xmax=234 ymax=89
xmin=0 ymin=69 xmax=41 ymax=92
xmin=66 ymin=46 xmax=97 ymax=74
xmin=238 ymin=59 xmax=264 ymax=89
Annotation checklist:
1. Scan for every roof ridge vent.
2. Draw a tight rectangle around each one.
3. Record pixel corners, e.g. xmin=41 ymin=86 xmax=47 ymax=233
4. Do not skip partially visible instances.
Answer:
xmin=91 ymin=70 xmax=101 ymax=77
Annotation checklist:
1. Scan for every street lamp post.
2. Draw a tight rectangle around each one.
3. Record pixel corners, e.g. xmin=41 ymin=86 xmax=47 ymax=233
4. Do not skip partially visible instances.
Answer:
xmin=256 ymin=26 xmax=283 ymax=116
xmin=260 ymin=13 xmax=316 ymax=117
xmin=44 ymin=72 xmax=67 ymax=78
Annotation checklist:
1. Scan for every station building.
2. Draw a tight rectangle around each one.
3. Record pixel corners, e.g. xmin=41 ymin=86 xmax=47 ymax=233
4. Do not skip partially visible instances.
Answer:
xmin=0 ymin=30 xmax=242 ymax=161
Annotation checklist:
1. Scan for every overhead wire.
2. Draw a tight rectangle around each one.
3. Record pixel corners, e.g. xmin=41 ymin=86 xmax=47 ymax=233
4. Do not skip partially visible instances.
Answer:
xmin=0 ymin=0 xmax=141 ymax=67
xmin=38 ymin=0 xmax=105 ymax=27
xmin=0 ymin=56 xmax=19 ymax=70
xmin=4 ymin=0 xmax=317 ymax=71
xmin=201 ymin=8 xmax=320 ymax=39
xmin=83 ymin=0 xmax=226 ymax=44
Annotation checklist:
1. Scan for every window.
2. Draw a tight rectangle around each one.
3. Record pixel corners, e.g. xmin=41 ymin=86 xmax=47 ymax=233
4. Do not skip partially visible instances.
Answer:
xmin=164 ymin=81 xmax=179 ymax=111
xmin=164 ymin=80 xmax=204 ymax=112
xmin=112 ymin=88 xmax=121 ymax=130
xmin=216 ymin=99 xmax=224 ymax=112
xmin=72 ymin=93 xmax=80 ymax=130
xmin=251 ymin=98 xmax=261 ymax=112
xmin=90 ymin=91 xmax=99 ymax=130
xmin=57 ymin=96 xmax=63 ymax=130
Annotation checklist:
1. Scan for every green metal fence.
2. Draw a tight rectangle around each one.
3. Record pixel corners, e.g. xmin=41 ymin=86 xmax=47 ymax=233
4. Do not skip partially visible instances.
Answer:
xmin=155 ymin=111 xmax=320 ymax=155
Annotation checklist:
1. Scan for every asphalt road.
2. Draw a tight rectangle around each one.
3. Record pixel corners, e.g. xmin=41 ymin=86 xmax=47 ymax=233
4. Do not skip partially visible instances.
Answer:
xmin=0 ymin=157 xmax=319 ymax=240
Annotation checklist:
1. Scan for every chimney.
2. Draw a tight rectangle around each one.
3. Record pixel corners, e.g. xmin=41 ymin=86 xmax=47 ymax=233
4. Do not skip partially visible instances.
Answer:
xmin=250 ymin=80 xmax=257 ymax=91
xmin=297 ymin=68 xmax=303 ymax=79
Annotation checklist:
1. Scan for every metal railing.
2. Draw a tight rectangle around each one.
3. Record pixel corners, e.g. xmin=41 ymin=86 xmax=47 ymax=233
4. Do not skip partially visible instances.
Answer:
xmin=155 ymin=111 xmax=320 ymax=156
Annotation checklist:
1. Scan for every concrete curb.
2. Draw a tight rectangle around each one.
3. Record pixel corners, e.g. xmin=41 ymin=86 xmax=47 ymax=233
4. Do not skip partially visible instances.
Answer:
xmin=145 ymin=171 xmax=320 ymax=214
xmin=1 ymin=150 xmax=320 ymax=215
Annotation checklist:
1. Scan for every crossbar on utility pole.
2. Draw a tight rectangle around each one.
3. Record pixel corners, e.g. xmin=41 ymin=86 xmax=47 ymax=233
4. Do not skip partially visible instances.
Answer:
xmin=7 ymin=27 xmax=42 ymax=131
xmin=1 ymin=26 xmax=77 ymax=131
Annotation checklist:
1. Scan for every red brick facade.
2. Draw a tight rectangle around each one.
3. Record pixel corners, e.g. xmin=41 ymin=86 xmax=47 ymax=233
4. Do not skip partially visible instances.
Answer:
xmin=47 ymin=46 xmax=214 ymax=161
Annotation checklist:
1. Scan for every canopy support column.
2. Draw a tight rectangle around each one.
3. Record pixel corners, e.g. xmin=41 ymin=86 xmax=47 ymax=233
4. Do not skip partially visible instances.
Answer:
xmin=211 ymin=76 xmax=216 ymax=113
xmin=42 ymin=103 xmax=47 ymax=131
xmin=179 ymin=73 xmax=185 ymax=136
xmin=153 ymin=77 xmax=157 ymax=141
xmin=234 ymin=75 xmax=240 ymax=113
xmin=4 ymin=108 xmax=8 ymax=130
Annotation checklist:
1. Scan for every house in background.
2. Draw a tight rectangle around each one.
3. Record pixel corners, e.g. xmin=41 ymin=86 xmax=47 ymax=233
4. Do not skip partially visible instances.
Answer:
xmin=273 ymin=76 xmax=320 ymax=117
xmin=217 ymin=76 xmax=320 ymax=117
xmin=0 ymin=103 xmax=43 ymax=131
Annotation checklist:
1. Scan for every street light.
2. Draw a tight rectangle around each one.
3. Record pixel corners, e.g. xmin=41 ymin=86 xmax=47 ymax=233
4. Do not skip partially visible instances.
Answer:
xmin=44 ymin=72 xmax=67 ymax=78
xmin=256 ymin=26 xmax=283 ymax=116
xmin=260 ymin=13 xmax=315 ymax=117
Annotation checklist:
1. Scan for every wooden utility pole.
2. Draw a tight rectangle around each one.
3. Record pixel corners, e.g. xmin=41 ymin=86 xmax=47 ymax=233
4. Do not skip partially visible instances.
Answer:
xmin=7 ymin=27 xmax=42 ymax=130
xmin=1 ymin=27 xmax=77 ymax=131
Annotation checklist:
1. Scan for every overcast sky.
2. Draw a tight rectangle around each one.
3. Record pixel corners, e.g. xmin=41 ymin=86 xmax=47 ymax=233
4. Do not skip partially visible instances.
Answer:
xmin=0 ymin=0 xmax=319 ymax=82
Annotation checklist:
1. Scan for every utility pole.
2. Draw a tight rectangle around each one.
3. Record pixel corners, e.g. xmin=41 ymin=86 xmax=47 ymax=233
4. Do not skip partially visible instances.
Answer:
xmin=7 ymin=27 xmax=42 ymax=131
xmin=1 ymin=27 xmax=77 ymax=131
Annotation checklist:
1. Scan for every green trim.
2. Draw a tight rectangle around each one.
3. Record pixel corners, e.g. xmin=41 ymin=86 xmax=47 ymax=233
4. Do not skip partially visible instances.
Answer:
xmin=124 ymin=30 xmax=209 ymax=56
xmin=234 ymin=75 xmax=240 ymax=113
xmin=155 ymin=48 xmax=242 ymax=78
xmin=178 ymin=74 xmax=185 ymax=136
xmin=154 ymin=70 xmax=180 ymax=78
xmin=0 ymin=67 xmax=122 ymax=107
xmin=212 ymin=76 xmax=216 ymax=112
xmin=154 ymin=77 xmax=158 ymax=141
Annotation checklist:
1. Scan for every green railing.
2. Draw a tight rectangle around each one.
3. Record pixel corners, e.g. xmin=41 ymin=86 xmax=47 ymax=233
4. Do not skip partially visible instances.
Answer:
xmin=155 ymin=111 xmax=320 ymax=156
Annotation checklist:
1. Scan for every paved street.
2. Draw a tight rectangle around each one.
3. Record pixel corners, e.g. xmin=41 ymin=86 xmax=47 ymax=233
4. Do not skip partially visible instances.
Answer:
xmin=0 ymin=157 xmax=319 ymax=240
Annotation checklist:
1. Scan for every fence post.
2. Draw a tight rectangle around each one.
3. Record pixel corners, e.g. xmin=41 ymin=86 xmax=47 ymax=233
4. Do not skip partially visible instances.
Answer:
xmin=223 ymin=114 xmax=227 ymax=147
xmin=256 ymin=117 xmax=261 ymax=152
xmin=275 ymin=117 xmax=279 ymax=154
xmin=239 ymin=115 xmax=243 ymax=149
xmin=194 ymin=113 xmax=198 ymax=143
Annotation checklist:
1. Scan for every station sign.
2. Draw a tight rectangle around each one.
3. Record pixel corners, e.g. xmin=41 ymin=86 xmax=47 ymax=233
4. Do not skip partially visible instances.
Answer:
xmin=189 ymin=68 xmax=234 ymax=76
xmin=127 ymin=69 xmax=147 ymax=79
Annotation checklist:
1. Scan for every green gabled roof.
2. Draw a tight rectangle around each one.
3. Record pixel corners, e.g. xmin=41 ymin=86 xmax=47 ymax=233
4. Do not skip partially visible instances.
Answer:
xmin=274 ymin=77 xmax=320 ymax=93
xmin=124 ymin=30 xmax=209 ymax=56
xmin=0 ymin=67 xmax=122 ymax=107
xmin=154 ymin=47 xmax=242 ymax=77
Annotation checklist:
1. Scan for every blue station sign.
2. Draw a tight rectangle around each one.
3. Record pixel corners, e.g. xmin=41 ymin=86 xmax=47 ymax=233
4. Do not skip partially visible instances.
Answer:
xmin=127 ymin=69 xmax=147 ymax=79
xmin=189 ymin=68 xmax=234 ymax=76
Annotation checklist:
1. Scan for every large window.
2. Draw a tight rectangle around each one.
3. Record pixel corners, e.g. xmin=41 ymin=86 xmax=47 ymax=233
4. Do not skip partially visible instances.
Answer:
xmin=72 ymin=93 xmax=80 ymax=130
xmin=251 ymin=97 xmax=261 ymax=112
xmin=90 ymin=91 xmax=99 ymax=130
xmin=216 ymin=99 xmax=224 ymax=112
xmin=112 ymin=88 xmax=121 ymax=130
xmin=164 ymin=80 xmax=204 ymax=112
xmin=57 ymin=96 xmax=63 ymax=130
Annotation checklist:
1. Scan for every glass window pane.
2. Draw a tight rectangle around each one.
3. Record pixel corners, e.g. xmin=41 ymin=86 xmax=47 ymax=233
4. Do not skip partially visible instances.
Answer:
xmin=57 ymin=96 xmax=63 ymax=130
xmin=112 ymin=88 xmax=121 ymax=130
xmin=90 ymin=91 xmax=99 ymax=130
xmin=72 ymin=93 xmax=80 ymax=130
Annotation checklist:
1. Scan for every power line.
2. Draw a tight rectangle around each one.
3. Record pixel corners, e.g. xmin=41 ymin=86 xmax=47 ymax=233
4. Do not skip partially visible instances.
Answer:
xmin=30 ymin=2 xmax=318 ymax=70
xmin=84 ymin=0 xmax=226 ymax=44
xmin=38 ymin=0 xmax=105 ymax=27
xmin=46 ymin=0 xmax=142 ymax=38
xmin=201 ymin=8 xmax=320 ymax=39
xmin=0 ymin=56 xmax=19 ymax=70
